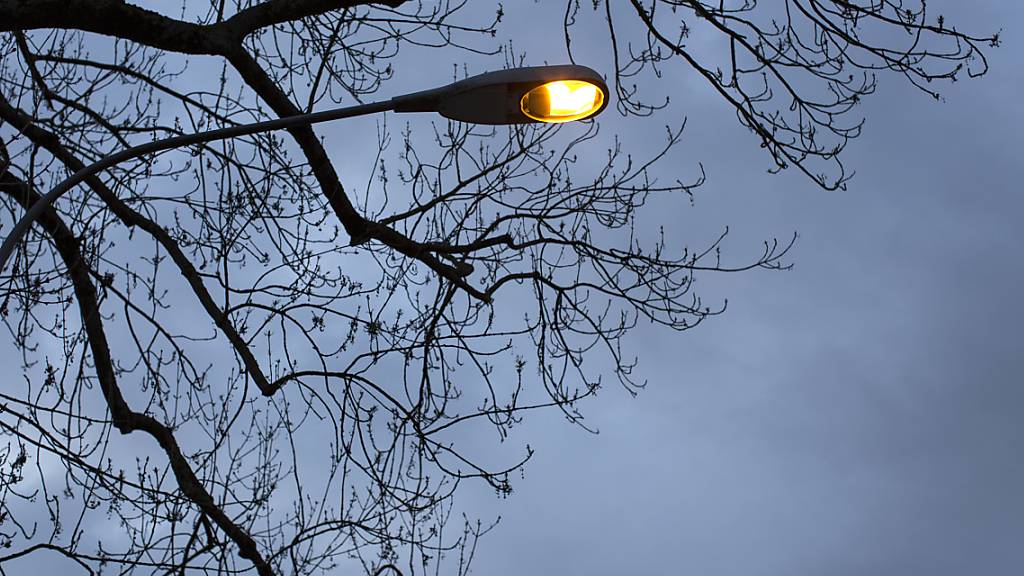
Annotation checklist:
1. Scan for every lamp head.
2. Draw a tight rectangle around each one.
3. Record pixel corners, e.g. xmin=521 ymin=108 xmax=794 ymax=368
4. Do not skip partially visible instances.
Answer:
xmin=392 ymin=65 xmax=609 ymax=125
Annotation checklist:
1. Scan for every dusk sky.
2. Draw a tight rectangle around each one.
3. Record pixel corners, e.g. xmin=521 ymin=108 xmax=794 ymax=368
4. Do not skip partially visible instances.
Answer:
xmin=2 ymin=2 xmax=1021 ymax=575
xmin=454 ymin=2 xmax=1024 ymax=575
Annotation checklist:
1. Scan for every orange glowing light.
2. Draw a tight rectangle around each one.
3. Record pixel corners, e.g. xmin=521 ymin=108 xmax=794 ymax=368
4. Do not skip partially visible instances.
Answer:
xmin=520 ymin=80 xmax=605 ymax=123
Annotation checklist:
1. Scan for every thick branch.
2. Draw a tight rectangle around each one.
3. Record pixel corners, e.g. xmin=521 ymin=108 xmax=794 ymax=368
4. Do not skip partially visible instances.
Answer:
xmin=224 ymin=48 xmax=369 ymax=238
xmin=0 ymin=0 xmax=410 ymax=51
xmin=0 ymin=172 xmax=276 ymax=576
xmin=0 ymin=93 xmax=275 ymax=396
xmin=0 ymin=0 xmax=232 ymax=54
xmin=222 ymin=0 xmax=409 ymax=40
xmin=225 ymin=48 xmax=488 ymax=300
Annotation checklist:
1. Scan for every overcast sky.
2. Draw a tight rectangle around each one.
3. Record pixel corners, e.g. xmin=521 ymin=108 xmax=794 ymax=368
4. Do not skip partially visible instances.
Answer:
xmin=2 ymin=2 xmax=1021 ymax=575
xmin=452 ymin=2 xmax=1024 ymax=575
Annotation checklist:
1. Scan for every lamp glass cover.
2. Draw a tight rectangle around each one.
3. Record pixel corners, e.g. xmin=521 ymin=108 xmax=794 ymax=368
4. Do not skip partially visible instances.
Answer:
xmin=520 ymin=80 xmax=604 ymax=123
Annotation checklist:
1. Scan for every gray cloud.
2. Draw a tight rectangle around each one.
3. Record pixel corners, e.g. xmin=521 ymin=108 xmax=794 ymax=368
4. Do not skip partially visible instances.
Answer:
xmin=463 ymin=3 xmax=1024 ymax=575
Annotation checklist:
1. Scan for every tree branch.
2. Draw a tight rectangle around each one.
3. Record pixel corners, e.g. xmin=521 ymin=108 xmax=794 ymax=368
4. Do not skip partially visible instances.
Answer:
xmin=0 ymin=93 xmax=275 ymax=396
xmin=0 ymin=0 xmax=410 ymax=51
xmin=0 ymin=171 xmax=276 ymax=576
xmin=225 ymin=47 xmax=488 ymax=300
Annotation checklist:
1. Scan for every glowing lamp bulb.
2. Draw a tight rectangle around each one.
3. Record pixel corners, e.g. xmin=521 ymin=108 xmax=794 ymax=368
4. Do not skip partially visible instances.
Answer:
xmin=520 ymin=80 xmax=605 ymax=123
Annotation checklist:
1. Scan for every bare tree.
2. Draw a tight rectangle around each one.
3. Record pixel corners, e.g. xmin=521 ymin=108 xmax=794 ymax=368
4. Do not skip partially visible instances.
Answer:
xmin=0 ymin=1 xmax=995 ymax=575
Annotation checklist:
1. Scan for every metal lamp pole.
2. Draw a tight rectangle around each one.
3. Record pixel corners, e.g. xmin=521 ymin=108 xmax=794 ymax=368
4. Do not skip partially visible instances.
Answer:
xmin=0 ymin=64 xmax=608 ymax=274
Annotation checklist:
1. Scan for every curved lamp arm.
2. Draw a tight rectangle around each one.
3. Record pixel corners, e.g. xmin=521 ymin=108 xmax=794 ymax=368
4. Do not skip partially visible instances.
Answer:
xmin=0 ymin=99 xmax=394 ymax=274
xmin=0 ymin=64 xmax=608 ymax=276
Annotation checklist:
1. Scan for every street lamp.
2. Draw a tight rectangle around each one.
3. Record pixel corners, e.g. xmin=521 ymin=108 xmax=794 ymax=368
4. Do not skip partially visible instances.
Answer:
xmin=394 ymin=64 xmax=607 ymax=124
xmin=0 ymin=64 xmax=608 ymax=274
